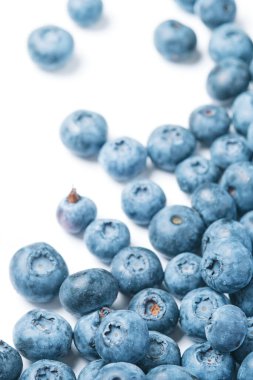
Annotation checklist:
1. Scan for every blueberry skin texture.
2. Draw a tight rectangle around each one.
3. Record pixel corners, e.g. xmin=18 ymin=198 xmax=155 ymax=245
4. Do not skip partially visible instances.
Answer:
xmin=149 ymin=205 xmax=205 ymax=258
xmin=175 ymin=0 xmax=197 ymax=13
xmin=176 ymin=156 xmax=221 ymax=194
xmin=13 ymin=309 xmax=72 ymax=361
xmin=207 ymin=58 xmax=250 ymax=101
xmin=138 ymin=331 xmax=181 ymax=373
xmin=189 ymin=104 xmax=230 ymax=146
xmin=182 ymin=342 xmax=235 ymax=380
xmin=240 ymin=211 xmax=253 ymax=245
xmin=147 ymin=125 xmax=196 ymax=172
xmin=0 ymin=340 xmax=23 ymax=380
xmin=60 ymin=110 xmax=108 ymax=158
xmin=247 ymin=122 xmax=253 ymax=151
xmin=233 ymin=317 xmax=253 ymax=364
xmin=95 ymin=362 xmax=145 ymax=380
xmin=9 ymin=242 xmax=68 ymax=303
xmin=221 ymin=162 xmax=253 ymax=213
xmin=78 ymin=360 xmax=106 ymax=380
xmin=146 ymin=365 xmax=198 ymax=380
xmin=164 ymin=252 xmax=204 ymax=300
xmin=209 ymin=24 xmax=253 ymax=64
xmin=20 ymin=360 xmax=76 ymax=380
xmin=201 ymin=239 xmax=253 ymax=294
xmin=179 ymin=287 xmax=229 ymax=341
xmin=111 ymin=247 xmax=164 ymax=295
xmin=68 ymin=0 xmax=103 ymax=27
xmin=230 ymin=278 xmax=253 ymax=317
xmin=121 ymin=179 xmax=166 ymax=226
xmin=192 ymin=183 xmax=237 ymax=226
xmin=232 ymin=91 xmax=253 ymax=135
xmin=28 ymin=26 xmax=74 ymax=70
xmin=99 ymin=137 xmax=147 ymax=182
xmin=95 ymin=310 xmax=149 ymax=363
xmin=128 ymin=288 xmax=179 ymax=334
xmin=84 ymin=219 xmax=130 ymax=264
xmin=201 ymin=218 xmax=252 ymax=254
xmin=74 ymin=307 xmax=111 ymax=361
xmin=59 ymin=269 xmax=118 ymax=316
xmin=194 ymin=0 xmax=236 ymax=29
xmin=154 ymin=20 xmax=197 ymax=62
xmin=237 ymin=352 xmax=253 ymax=380
xmin=211 ymin=134 xmax=251 ymax=170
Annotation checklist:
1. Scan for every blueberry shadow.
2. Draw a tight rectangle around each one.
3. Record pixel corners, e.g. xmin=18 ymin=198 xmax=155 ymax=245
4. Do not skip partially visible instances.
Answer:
xmin=170 ymin=325 xmax=185 ymax=343
xmin=62 ymin=346 xmax=83 ymax=369
xmin=87 ymin=14 xmax=110 ymax=31
xmin=29 ymin=296 xmax=63 ymax=313
xmin=56 ymin=54 xmax=81 ymax=76
xmin=162 ymin=50 xmax=202 ymax=66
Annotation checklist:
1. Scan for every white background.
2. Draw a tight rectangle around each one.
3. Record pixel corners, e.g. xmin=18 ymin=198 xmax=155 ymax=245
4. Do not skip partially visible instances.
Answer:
xmin=0 ymin=0 xmax=253 ymax=376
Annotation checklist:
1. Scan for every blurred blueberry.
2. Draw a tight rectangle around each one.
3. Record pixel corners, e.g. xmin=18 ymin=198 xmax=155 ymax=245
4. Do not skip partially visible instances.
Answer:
xmin=230 ymin=278 xmax=253 ymax=317
xmin=237 ymin=352 xmax=253 ymax=379
xmin=0 ymin=340 xmax=23 ymax=380
xmin=68 ymin=0 xmax=103 ymax=27
xmin=232 ymin=91 xmax=253 ymax=135
xmin=95 ymin=363 xmax=145 ymax=380
xmin=250 ymin=59 xmax=253 ymax=79
xmin=78 ymin=360 xmax=106 ymax=380
xmin=20 ymin=360 xmax=76 ymax=380
xmin=233 ymin=317 xmax=253 ymax=363
xmin=175 ymin=0 xmax=197 ymax=12
xmin=195 ymin=0 xmax=236 ymax=29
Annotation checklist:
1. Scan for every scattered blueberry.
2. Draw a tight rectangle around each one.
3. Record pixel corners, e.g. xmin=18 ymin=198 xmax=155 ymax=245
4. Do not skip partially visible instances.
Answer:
xmin=19 ymin=360 xmax=76 ymax=380
xmin=232 ymin=90 xmax=253 ymax=135
xmin=78 ymin=360 xmax=106 ymax=380
xmin=67 ymin=0 xmax=103 ymax=27
xmin=195 ymin=0 xmax=236 ymax=29
xmin=0 ymin=340 xmax=23 ymax=380
xmin=95 ymin=362 xmax=145 ymax=380
xmin=230 ymin=278 xmax=253 ymax=317
xmin=146 ymin=364 xmax=198 ymax=380
xmin=237 ymin=352 xmax=253 ymax=380
xmin=233 ymin=317 xmax=253 ymax=364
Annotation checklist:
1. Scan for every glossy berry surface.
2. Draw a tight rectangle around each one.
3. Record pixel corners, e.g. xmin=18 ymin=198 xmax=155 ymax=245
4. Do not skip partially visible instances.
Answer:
xmin=232 ymin=91 xmax=253 ymax=135
xmin=78 ymin=360 xmax=106 ymax=380
xmin=9 ymin=242 xmax=68 ymax=303
xmin=0 ymin=340 xmax=23 ymax=380
xmin=20 ymin=360 xmax=76 ymax=380
xmin=68 ymin=0 xmax=103 ymax=27
xmin=95 ymin=362 xmax=145 ymax=380
xmin=146 ymin=364 xmax=198 ymax=380
xmin=195 ymin=0 xmax=236 ymax=29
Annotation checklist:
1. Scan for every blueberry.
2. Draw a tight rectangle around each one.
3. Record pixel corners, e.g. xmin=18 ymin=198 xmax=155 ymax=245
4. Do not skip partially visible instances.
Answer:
xmin=192 ymin=183 xmax=237 ymax=226
xmin=237 ymin=352 xmax=253 ymax=380
xmin=175 ymin=0 xmax=197 ymax=13
xmin=201 ymin=239 xmax=253 ymax=294
xmin=205 ymin=305 xmax=248 ymax=353
xmin=121 ymin=179 xmax=166 ymax=226
xmin=164 ymin=252 xmax=204 ymax=299
xmin=128 ymin=288 xmax=179 ymax=334
xmin=59 ymin=268 xmax=118 ymax=316
xmin=146 ymin=364 xmax=198 ymax=380
xmin=99 ymin=137 xmax=147 ymax=182
xmin=195 ymin=0 xmax=236 ymax=29
xmin=95 ymin=310 xmax=149 ymax=363
xmin=207 ymin=58 xmax=250 ymax=101
xmin=57 ymin=188 xmax=97 ymax=234
xmin=111 ymin=247 xmax=164 ymax=295
xmin=0 ymin=340 xmax=23 ymax=380
xmin=201 ymin=219 xmax=252 ymax=253
xmin=78 ymin=360 xmax=106 ymax=380
xmin=28 ymin=25 xmax=74 ymax=70
xmin=9 ymin=242 xmax=68 ymax=303
xmin=209 ymin=24 xmax=253 ymax=64
xmin=189 ymin=104 xmax=230 ymax=146
xmin=240 ymin=211 xmax=253 ymax=245
xmin=149 ymin=205 xmax=204 ymax=257
xmin=60 ymin=110 xmax=108 ymax=158
xmin=211 ymin=133 xmax=251 ymax=170
xmin=250 ymin=59 xmax=253 ymax=79
xmin=147 ymin=125 xmax=196 ymax=172
xmin=230 ymin=278 xmax=253 ymax=317
xmin=74 ymin=307 xmax=112 ymax=361
xmin=233 ymin=317 xmax=253 ymax=363
xmin=95 ymin=362 xmax=145 ymax=380
xmin=232 ymin=91 xmax=253 ymax=135
xmin=67 ymin=0 xmax=103 ymax=27
xmin=182 ymin=342 xmax=235 ymax=380
xmin=179 ymin=287 xmax=229 ymax=341
xmin=138 ymin=331 xmax=181 ymax=372
xmin=247 ymin=122 xmax=253 ymax=151
xmin=13 ymin=309 xmax=72 ymax=361
xmin=19 ymin=360 xmax=76 ymax=380
xmin=176 ymin=156 xmax=221 ymax=194
xmin=221 ymin=161 xmax=253 ymax=213
xmin=84 ymin=219 xmax=130 ymax=264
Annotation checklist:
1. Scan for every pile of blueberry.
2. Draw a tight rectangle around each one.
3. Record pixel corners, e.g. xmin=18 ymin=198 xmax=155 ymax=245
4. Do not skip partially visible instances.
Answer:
xmin=2 ymin=0 xmax=253 ymax=379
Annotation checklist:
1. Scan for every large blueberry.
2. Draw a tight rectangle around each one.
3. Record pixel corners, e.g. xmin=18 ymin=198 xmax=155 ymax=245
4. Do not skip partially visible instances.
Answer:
xmin=149 ymin=205 xmax=205 ymax=257
xmin=60 ymin=110 xmax=108 ymax=158
xmin=78 ymin=360 xmax=106 ymax=380
xmin=28 ymin=25 xmax=74 ymax=70
xmin=147 ymin=125 xmax=196 ymax=172
xmin=179 ymin=287 xmax=229 ymax=341
xmin=128 ymin=288 xmax=179 ymax=334
xmin=99 ymin=137 xmax=147 ymax=182
xmin=111 ymin=247 xmax=164 ymax=295
xmin=182 ymin=342 xmax=235 ymax=380
xmin=176 ymin=156 xmax=220 ymax=194
xmin=230 ymin=278 xmax=253 ymax=317
xmin=121 ymin=179 xmax=166 ymax=226
xmin=195 ymin=0 xmax=236 ymax=29
xmin=59 ymin=268 xmax=118 ymax=316
xmin=237 ymin=352 xmax=253 ymax=380
xmin=232 ymin=91 xmax=253 ymax=135
xmin=84 ymin=219 xmax=130 ymax=264
xmin=233 ymin=317 xmax=253 ymax=363
xmin=68 ymin=0 xmax=103 ymax=27
xmin=146 ymin=364 xmax=198 ymax=380
xmin=0 ymin=340 xmax=23 ymax=380
xmin=13 ymin=309 xmax=72 ymax=361
xmin=95 ymin=310 xmax=149 ymax=363
xmin=20 ymin=360 xmax=76 ymax=380
xmin=240 ymin=211 xmax=253 ymax=245
xmin=95 ymin=362 xmax=145 ymax=380
xmin=9 ymin=242 xmax=68 ymax=303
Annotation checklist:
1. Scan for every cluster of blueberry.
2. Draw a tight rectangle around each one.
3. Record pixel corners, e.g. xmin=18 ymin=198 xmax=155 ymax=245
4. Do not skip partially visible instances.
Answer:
xmin=2 ymin=0 xmax=253 ymax=379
